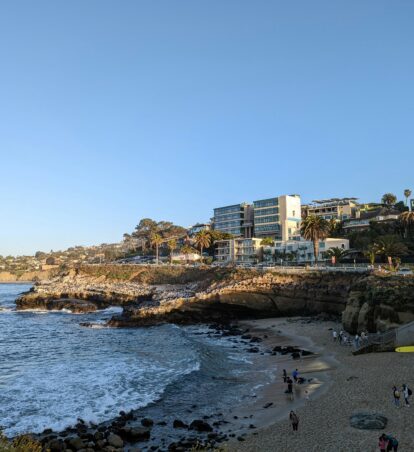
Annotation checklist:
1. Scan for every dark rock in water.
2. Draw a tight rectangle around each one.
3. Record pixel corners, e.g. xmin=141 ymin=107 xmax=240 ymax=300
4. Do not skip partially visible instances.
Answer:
xmin=350 ymin=412 xmax=387 ymax=430
xmin=189 ymin=420 xmax=213 ymax=432
xmin=157 ymin=421 xmax=167 ymax=426
xmin=273 ymin=346 xmax=282 ymax=352
xmin=250 ymin=337 xmax=262 ymax=343
xmin=241 ymin=334 xmax=252 ymax=340
xmin=249 ymin=424 xmax=256 ymax=429
xmin=173 ymin=419 xmax=188 ymax=429
xmin=301 ymin=350 xmax=314 ymax=356
xmin=291 ymin=352 xmax=301 ymax=359
xmin=119 ymin=426 xmax=151 ymax=442
xmin=141 ymin=418 xmax=154 ymax=427
xmin=248 ymin=347 xmax=259 ymax=353
xmin=263 ymin=402 xmax=273 ymax=408
xmin=237 ymin=436 xmax=246 ymax=441
xmin=43 ymin=428 xmax=53 ymax=435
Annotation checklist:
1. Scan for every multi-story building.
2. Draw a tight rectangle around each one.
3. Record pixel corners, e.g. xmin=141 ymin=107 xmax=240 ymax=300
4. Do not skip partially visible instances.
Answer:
xmin=253 ymin=194 xmax=301 ymax=241
xmin=215 ymin=238 xmax=263 ymax=264
xmin=273 ymin=238 xmax=350 ymax=263
xmin=342 ymin=207 xmax=400 ymax=233
xmin=302 ymin=198 xmax=358 ymax=221
xmin=188 ymin=223 xmax=211 ymax=237
xmin=212 ymin=203 xmax=253 ymax=238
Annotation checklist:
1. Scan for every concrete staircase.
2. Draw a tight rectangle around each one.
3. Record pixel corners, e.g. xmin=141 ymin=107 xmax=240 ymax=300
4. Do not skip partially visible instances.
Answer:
xmin=353 ymin=321 xmax=414 ymax=355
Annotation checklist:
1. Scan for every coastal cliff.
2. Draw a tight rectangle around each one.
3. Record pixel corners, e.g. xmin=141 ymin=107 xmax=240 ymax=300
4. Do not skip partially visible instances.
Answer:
xmin=15 ymin=265 xmax=414 ymax=333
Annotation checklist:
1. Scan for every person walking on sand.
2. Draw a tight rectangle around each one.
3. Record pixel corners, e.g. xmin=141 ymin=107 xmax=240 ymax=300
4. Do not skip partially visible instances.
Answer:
xmin=289 ymin=410 xmax=299 ymax=431
xmin=392 ymin=386 xmax=400 ymax=408
xmin=282 ymin=369 xmax=287 ymax=383
xmin=292 ymin=368 xmax=299 ymax=383
xmin=402 ymin=383 xmax=411 ymax=407
xmin=378 ymin=434 xmax=387 ymax=452
xmin=286 ymin=377 xmax=294 ymax=401
xmin=385 ymin=435 xmax=398 ymax=451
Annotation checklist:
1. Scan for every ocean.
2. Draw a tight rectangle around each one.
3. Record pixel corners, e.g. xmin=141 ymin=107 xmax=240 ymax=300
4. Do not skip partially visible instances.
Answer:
xmin=0 ymin=283 xmax=274 ymax=443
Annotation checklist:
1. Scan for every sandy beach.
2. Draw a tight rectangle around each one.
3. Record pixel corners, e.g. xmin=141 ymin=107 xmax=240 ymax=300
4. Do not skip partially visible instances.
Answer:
xmin=226 ymin=317 xmax=414 ymax=452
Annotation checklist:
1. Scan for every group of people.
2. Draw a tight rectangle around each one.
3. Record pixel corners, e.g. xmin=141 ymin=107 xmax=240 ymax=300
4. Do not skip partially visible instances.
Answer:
xmin=392 ymin=384 xmax=411 ymax=407
xmin=379 ymin=434 xmax=399 ymax=451
xmin=332 ymin=329 xmax=369 ymax=349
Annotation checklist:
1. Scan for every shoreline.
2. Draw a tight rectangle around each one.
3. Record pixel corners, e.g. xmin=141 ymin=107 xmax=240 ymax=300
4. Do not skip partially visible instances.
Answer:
xmin=23 ymin=317 xmax=334 ymax=451
xmin=228 ymin=317 xmax=414 ymax=452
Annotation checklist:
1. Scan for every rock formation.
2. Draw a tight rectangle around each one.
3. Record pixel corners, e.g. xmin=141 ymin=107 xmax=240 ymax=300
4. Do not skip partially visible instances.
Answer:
xmin=15 ymin=265 xmax=414 ymax=333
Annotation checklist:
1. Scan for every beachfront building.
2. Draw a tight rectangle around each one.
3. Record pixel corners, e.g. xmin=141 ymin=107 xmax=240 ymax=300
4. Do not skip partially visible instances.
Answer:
xmin=215 ymin=238 xmax=263 ymax=264
xmin=253 ymin=194 xmax=301 ymax=241
xmin=212 ymin=203 xmax=253 ymax=238
xmin=342 ymin=207 xmax=401 ymax=233
xmin=171 ymin=251 xmax=201 ymax=263
xmin=188 ymin=223 xmax=211 ymax=237
xmin=273 ymin=238 xmax=350 ymax=263
xmin=302 ymin=198 xmax=358 ymax=221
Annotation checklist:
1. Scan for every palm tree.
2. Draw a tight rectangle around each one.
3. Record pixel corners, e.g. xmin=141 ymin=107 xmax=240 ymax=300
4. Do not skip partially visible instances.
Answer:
xmin=372 ymin=235 xmax=408 ymax=267
xmin=364 ymin=244 xmax=377 ymax=266
xmin=167 ymin=239 xmax=177 ymax=263
xmin=300 ymin=215 xmax=330 ymax=264
xmin=404 ymin=189 xmax=412 ymax=207
xmin=399 ymin=211 xmax=414 ymax=238
xmin=381 ymin=193 xmax=397 ymax=206
xmin=150 ymin=233 xmax=163 ymax=265
xmin=194 ymin=231 xmax=211 ymax=263
xmin=324 ymin=247 xmax=349 ymax=264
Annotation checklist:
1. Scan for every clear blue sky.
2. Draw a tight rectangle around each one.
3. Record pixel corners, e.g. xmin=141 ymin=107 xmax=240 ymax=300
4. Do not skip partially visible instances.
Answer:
xmin=1 ymin=1 xmax=413 ymax=255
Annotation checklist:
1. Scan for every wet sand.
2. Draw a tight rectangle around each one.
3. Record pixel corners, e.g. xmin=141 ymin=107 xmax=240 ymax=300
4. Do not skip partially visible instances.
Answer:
xmin=226 ymin=317 xmax=414 ymax=452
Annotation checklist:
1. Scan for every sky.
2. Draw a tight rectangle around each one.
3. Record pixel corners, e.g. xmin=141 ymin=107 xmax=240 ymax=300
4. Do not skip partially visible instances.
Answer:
xmin=0 ymin=1 xmax=413 ymax=255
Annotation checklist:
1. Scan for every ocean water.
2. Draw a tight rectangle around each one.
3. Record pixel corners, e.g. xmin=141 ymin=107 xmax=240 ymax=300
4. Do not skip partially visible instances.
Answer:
xmin=0 ymin=284 xmax=273 ymax=439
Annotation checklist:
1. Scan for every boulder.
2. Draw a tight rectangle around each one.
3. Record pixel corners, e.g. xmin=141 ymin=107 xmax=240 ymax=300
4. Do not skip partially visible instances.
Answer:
xmin=189 ymin=420 xmax=213 ymax=432
xmin=172 ymin=419 xmax=188 ymax=429
xmin=107 ymin=433 xmax=123 ymax=448
xmin=141 ymin=418 xmax=154 ymax=427
xmin=350 ymin=412 xmax=387 ymax=430
xmin=67 ymin=436 xmax=86 ymax=450
xmin=118 ymin=426 xmax=150 ymax=442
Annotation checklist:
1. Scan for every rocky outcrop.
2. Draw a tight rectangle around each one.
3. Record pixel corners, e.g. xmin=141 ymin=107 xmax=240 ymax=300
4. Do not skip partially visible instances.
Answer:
xmin=15 ymin=265 xmax=414 ymax=334
xmin=342 ymin=276 xmax=414 ymax=333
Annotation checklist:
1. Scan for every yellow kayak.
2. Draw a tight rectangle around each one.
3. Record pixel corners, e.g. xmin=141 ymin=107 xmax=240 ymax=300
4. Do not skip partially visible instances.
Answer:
xmin=395 ymin=346 xmax=414 ymax=353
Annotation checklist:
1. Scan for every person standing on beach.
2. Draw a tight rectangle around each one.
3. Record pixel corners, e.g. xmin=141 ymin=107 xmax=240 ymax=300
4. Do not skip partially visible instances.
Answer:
xmin=402 ymin=384 xmax=411 ymax=407
xmin=354 ymin=334 xmax=360 ymax=349
xmin=286 ymin=377 xmax=294 ymax=400
xmin=292 ymin=368 xmax=299 ymax=382
xmin=332 ymin=330 xmax=337 ymax=342
xmin=378 ymin=434 xmax=387 ymax=452
xmin=282 ymin=369 xmax=287 ymax=383
xmin=392 ymin=386 xmax=400 ymax=408
xmin=289 ymin=410 xmax=299 ymax=431
xmin=385 ymin=435 xmax=399 ymax=451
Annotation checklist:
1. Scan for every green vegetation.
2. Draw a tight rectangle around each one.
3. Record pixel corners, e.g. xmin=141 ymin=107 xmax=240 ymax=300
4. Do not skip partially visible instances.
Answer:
xmin=404 ymin=188 xmax=412 ymax=206
xmin=300 ymin=215 xmax=330 ymax=264
xmin=0 ymin=431 xmax=44 ymax=452
xmin=194 ymin=231 xmax=212 ymax=262
xmin=324 ymin=247 xmax=349 ymax=263
xmin=381 ymin=193 xmax=397 ymax=206
xmin=260 ymin=237 xmax=275 ymax=246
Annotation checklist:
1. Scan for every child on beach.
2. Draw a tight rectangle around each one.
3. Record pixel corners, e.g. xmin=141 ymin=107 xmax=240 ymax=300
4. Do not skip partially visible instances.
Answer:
xmin=289 ymin=411 xmax=299 ymax=431
xmin=392 ymin=386 xmax=400 ymax=408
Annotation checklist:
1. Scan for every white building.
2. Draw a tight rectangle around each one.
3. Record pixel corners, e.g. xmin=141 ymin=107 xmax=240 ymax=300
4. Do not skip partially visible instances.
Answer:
xmin=272 ymin=238 xmax=350 ymax=263
xmin=215 ymin=238 xmax=263 ymax=264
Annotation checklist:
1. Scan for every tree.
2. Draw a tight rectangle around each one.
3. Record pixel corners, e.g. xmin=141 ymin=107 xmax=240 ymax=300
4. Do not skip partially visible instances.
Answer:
xmin=167 ymin=239 xmax=177 ymax=263
xmin=300 ymin=215 xmax=330 ymax=264
xmin=372 ymin=235 xmax=408 ymax=267
xmin=194 ymin=231 xmax=211 ymax=263
xmin=150 ymin=233 xmax=163 ymax=264
xmin=404 ymin=189 xmax=412 ymax=207
xmin=364 ymin=244 xmax=377 ymax=266
xmin=381 ymin=193 xmax=397 ymax=206
xmin=260 ymin=237 xmax=275 ymax=247
xmin=324 ymin=247 xmax=349 ymax=264
xmin=400 ymin=211 xmax=414 ymax=238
